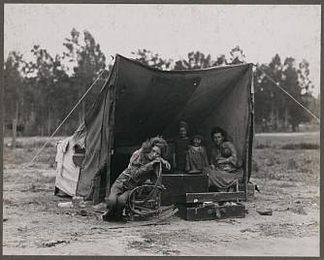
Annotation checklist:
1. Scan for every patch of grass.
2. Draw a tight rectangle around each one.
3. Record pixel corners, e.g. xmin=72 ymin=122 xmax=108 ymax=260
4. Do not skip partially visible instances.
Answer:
xmin=252 ymin=160 xmax=259 ymax=172
xmin=255 ymin=144 xmax=271 ymax=149
xmin=281 ymin=143 xmax=320 ymax=150
xmin=38 ymin=175 xmax=56 ymax=184
xmin=255 ymin=132 xmax=320 ymax=149
xmin=4 ymin=136 xmax=65 ymax=148
xmin=277 ymin=182 xmax=297 ymax=188
xmin=287 ymin=158 xmax=297 ymax=170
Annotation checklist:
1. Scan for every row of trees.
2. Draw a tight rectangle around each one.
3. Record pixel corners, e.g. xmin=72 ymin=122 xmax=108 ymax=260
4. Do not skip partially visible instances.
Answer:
xmin=4 ymin=28 xmax=319 ymax=137
xmin=5 ymin=28 xmax=107 ymax=136
xmin=254 ymin=55 xmax=318 ymax=131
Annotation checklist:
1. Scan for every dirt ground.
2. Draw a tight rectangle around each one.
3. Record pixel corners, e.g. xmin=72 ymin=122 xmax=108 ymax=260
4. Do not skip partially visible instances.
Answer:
xmin=2 ymin=132 xmax=320 ymax=256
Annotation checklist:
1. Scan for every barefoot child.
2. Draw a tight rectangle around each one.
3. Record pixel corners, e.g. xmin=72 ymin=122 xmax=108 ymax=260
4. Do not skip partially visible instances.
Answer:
xmin=185 ymin=135 xmax=209 ymax=174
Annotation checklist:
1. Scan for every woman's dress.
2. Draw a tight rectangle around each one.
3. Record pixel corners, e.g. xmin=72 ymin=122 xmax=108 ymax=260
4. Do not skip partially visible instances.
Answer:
xmin=204 ymin=141 xmax=243 ymax=191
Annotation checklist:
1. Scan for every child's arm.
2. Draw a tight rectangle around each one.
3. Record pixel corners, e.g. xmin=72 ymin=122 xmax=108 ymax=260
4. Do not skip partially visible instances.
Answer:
xmin=173 ymin=151 xmax=176 ymax=169
xmin=185 ymin=149 xmax=190 ymax=172
xmin=202 ymin=147 xmax=209 ymax=167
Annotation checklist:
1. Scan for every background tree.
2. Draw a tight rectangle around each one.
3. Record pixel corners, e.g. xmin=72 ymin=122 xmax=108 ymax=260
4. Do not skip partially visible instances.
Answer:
xmin=174 ymin=51 xmax=214 ymax=70
xmin=296 ymin=59 xmax=317 ymax=124
xmin=228 ymin=45 xmax=246 ymax=64
xmin=63 ymin=28 xmax=107 ymax=124
xmin=131 ymin=49 xmax=172 ymax=70
xmin=253 ymin=62 xmax=274 ymax=130
xmin=297 ymin=59 xmax=313 ymax=94
xmin=254 ymin=54 xmax=316 ymax=132
xmin=281 ymin=57 xmax=314 ymax=131
xmin=267 ymin=54 xmax=286 ymax=130
xmin=24 ymin=45 xmax=71 ymax=135
xmin=173 ymin=46 xmax=245 ymax=70
xmin=4 ymin=34 xmax=318 ymax=137
xmin=4 ymin=52 xmax=26 ymax=146
xmin=313 ymin=94 xmax=320 ymax=121
xmin=213 ymin=54 xmax=228 ymax=66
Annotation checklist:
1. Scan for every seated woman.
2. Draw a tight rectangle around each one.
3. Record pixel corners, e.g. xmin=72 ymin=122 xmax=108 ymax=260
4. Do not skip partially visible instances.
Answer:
xmin=102 ymin=136 xmax=171 ymax=222
xmin=185 ymin=134 xmax=209 ymax=174
xmin=203 ymin=127 xmax=243 ymax=192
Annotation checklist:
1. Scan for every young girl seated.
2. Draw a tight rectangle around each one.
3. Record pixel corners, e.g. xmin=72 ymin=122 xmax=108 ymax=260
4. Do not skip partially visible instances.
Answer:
xmin=185 ymin=135 xmax=209 ymax=174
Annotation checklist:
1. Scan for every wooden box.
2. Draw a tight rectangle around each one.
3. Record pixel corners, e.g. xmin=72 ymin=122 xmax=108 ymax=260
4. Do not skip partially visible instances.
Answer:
xmin=238 ymin=182 xmax=255 ymax=201
xmin=174 ymin=191 xmax=245 ymax=205
xmin=177 ymin=202 xmax=246 ymax=221
xmin=161 ymin=173 xmax=209 ymax=205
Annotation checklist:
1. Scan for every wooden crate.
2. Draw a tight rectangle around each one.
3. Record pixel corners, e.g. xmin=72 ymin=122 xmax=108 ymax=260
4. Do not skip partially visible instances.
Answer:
xmin=174 ymin=191 xmax=245 ymax=204
xmin=177 ymin=202 xmax=246 ymax=221
xmin=238 ymin=183 xmax=255 ymax=201
xmin=161 ymin=174 xmax=209 ymax=205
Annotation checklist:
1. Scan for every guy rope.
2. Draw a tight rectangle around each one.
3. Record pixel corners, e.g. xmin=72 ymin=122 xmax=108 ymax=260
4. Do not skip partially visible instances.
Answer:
xmin=253 ymin=64 xmax=320 ymax=123
xmin=26 ymin=70 xmax=107 ymax=167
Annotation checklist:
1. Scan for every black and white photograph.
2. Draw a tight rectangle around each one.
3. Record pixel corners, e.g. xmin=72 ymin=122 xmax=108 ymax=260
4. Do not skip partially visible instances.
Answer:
xmin=3 ymin=3 xmax=321 ymax=256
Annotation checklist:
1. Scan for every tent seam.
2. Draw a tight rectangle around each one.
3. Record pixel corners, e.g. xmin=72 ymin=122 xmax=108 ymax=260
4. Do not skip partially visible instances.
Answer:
xmin=116 ymin=54 xmax=252 ymax=74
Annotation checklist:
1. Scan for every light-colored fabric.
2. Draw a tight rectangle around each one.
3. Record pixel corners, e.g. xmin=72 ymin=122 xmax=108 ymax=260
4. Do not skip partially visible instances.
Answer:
xmin=55 ymin=137 xmax=81 ymax=196
xmin=55 ymin=138 xmax=69 ymax=177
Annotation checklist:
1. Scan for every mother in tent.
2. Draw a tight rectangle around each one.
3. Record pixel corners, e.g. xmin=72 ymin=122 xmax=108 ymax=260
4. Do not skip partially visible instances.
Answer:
xmin=102 ymin=136 xmax=171 ymax=222
xmin=204 ymin=127 xmax=243 ymax=191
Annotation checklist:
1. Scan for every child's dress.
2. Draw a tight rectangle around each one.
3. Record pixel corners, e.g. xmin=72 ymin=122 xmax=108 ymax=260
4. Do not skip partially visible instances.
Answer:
xmin=185 ymin=145 xmax=209 ymax=173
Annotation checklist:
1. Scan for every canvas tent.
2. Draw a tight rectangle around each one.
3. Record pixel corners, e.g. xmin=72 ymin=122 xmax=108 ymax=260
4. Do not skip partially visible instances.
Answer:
xmin=55 ymin=54 xmax=254 ymax=203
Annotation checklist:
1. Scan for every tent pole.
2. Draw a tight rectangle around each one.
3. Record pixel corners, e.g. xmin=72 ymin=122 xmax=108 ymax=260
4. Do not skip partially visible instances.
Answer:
xmin=104 ymin=63 xmax=118 ymax=202
xmin=245 ymin=65 xmax=254 ymax=201
xmin=27 ymin=70 xmax=107 ymax=167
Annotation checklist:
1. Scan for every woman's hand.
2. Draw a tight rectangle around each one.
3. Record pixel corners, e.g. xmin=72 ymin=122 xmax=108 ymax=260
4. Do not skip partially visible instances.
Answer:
xmin=150 ymin=157 xmax=171 ymax=170
xmin=160 ymin=158 xmax=171 ymax=170
xmin=217 ymin=158 xmax=229 ymax=164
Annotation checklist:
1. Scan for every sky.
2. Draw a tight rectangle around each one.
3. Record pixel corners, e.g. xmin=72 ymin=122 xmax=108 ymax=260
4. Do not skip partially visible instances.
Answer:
xmin=4 ymin=4 xmax=321 ymax=96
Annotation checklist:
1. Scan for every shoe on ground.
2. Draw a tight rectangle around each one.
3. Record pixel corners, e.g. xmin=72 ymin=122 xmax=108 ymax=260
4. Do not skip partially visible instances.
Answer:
xmin=102 ymin=210 xmax=128 ymax=223
xmin=93 ymin=202 xmax=107 ymax=211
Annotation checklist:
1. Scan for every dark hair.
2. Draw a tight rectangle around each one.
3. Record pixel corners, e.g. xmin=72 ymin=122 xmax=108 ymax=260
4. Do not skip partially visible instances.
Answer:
xmin=141 ymin=136 xmax=169 ymax=158
xmin=191 ymin=134 xmax=204 ymax=144
xmin=210 ymin=127 xmax=228 ymax=141
xmin=178 ymin=121 xmax=188 ymax=131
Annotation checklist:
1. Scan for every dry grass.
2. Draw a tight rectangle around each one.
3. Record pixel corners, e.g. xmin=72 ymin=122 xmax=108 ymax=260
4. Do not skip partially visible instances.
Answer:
xmin=254 ymin=132 xmax=320 ymax=149
xmin=2 ymin=132 xmax=320 ymax=256
xmin=281 ymin=143 xmax=319 ymax=150
xmin=3 ymin=136 xmax=66 ymax=148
